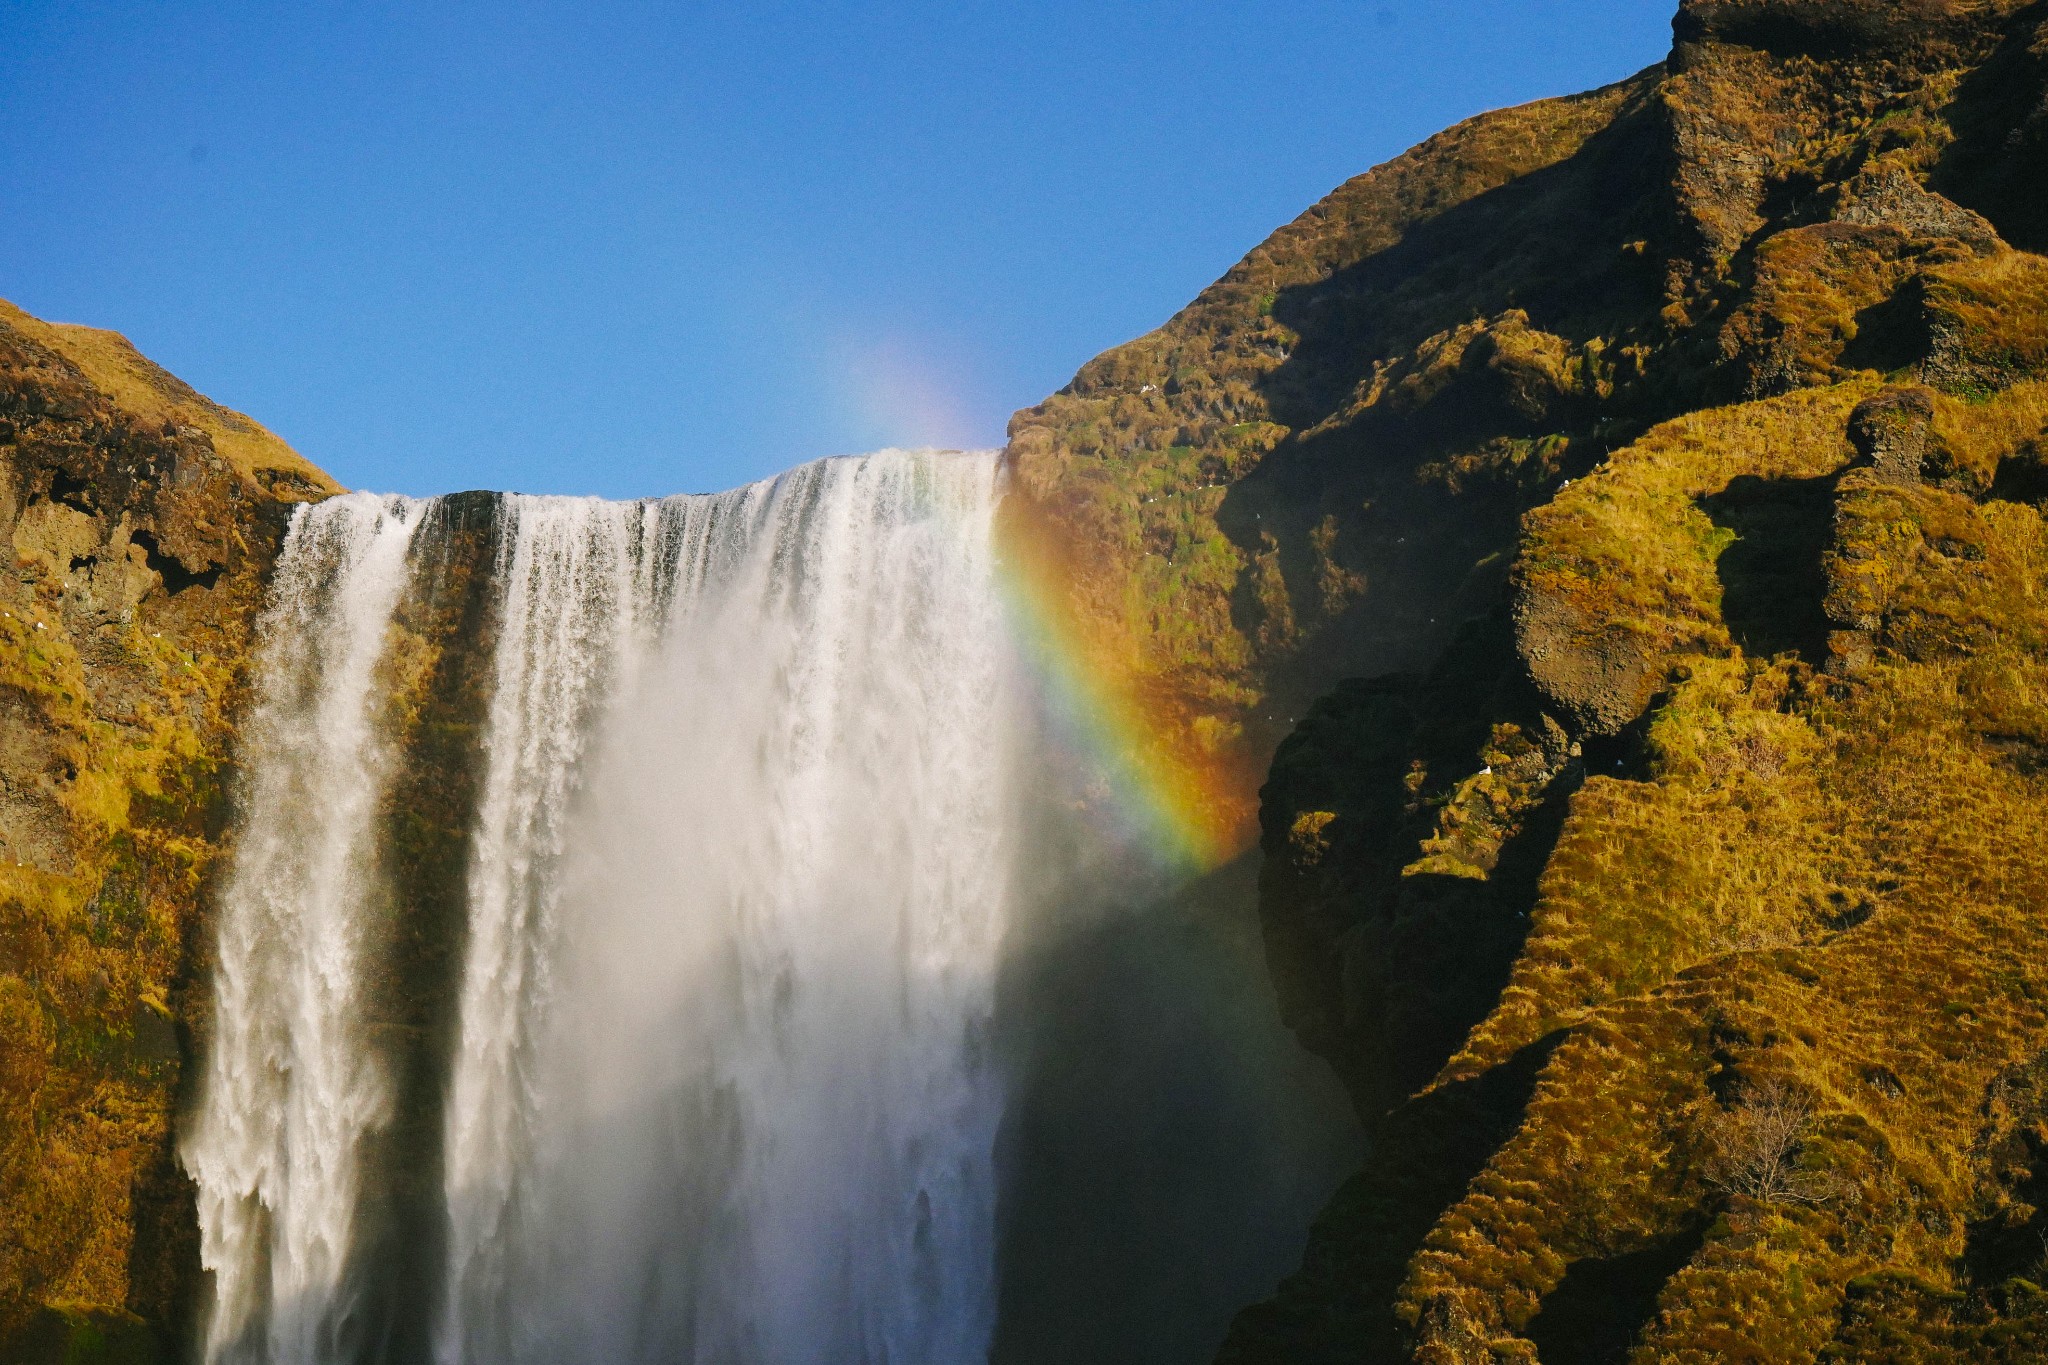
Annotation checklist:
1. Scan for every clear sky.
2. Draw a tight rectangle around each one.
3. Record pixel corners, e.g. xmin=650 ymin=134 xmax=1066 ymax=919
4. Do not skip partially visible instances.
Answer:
xmin=1 ymin=1 xmax=1675 ymax=498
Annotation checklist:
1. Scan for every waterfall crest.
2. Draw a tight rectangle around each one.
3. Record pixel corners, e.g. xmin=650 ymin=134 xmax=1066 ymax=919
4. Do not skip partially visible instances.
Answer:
xmin=186 ymin=452 xmax=1017 ymax=1365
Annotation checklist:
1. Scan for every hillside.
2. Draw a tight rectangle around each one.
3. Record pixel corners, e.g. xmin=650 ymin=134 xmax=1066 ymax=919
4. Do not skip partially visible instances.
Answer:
xmin=1008 ymin=0 xmax=2048 ymax=1357
xmin=0 ymin=307 xmax=328 ymax=1360
xmin=1007 ymin=0 xmax=2048 ymax=846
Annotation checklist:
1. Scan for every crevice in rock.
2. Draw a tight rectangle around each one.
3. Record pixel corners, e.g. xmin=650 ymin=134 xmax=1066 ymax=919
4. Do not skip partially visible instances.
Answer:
xmin=129 ymin=530 xmax=220 ymax=595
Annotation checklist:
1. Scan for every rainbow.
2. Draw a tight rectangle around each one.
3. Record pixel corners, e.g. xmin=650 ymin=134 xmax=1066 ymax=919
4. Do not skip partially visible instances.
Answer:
xmin=991 ymin=486 xmax=1254 ymax=874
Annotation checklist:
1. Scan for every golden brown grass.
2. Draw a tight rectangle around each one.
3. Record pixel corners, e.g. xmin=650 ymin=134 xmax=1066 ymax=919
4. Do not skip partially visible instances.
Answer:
xmin=1924 ymin=253 xmax=2048 ymax=395
xmin=0 ymin=300 xmax=339 ymax=499
xmin=0 ymin=301 xmax=319 ymax=1349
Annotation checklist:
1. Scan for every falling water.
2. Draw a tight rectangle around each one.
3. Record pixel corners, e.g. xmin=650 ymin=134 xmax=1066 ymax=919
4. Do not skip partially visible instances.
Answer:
xmin=181 ymin=493 xmax=430 ymax=1365
xmin=434 ymin=494 xmax=659 ymax=1365
xmin=186 ymin=452 xmax=1019 ymax=1365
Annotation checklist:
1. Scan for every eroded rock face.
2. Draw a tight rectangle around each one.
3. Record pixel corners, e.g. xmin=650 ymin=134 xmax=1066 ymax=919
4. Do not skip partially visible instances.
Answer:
xmin=1849 ymin=385 xmax=1940 ymax=485
xmin=1512 ymin=591 xmax=1669 ymax=738
xmin=1674 ymin=0 xmax=2029 ymax=58
xmin=1835 ymin=164 xmax=2003 ymax=252
xmin=0 ymin=301 xmax=336 ymax=1359
xmin=1199 ymin=1 xmax=2048 ymax=1360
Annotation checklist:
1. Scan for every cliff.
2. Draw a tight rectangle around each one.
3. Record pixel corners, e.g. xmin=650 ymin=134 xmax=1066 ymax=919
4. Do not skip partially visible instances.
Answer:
xmin=1007 ymin=0 xmax=2048 ymax=1357
xmin=0 ymin=305 xmax=336 ymax=1360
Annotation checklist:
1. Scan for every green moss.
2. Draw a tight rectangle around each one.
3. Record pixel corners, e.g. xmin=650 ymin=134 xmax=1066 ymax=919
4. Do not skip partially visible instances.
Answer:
xmin=1228 ymin=23 xmax=2048 ymax=1349
xmin=0 ymin=1304 xmax=160 ymax=1365
xmin=0 ymin=299 xmax=299 ymax=1353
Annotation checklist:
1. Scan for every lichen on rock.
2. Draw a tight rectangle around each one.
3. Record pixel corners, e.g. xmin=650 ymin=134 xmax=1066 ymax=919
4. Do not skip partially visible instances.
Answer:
xmin=0 ymin=301 xmax=329 ymax=1362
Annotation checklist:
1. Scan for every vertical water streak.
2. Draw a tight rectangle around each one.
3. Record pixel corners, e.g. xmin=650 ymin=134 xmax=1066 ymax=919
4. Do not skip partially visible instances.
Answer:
xmin=436 ymin=496 xmax=656 ymax=1365
xmin=181 ymin=494 xmax=430 ymax=1365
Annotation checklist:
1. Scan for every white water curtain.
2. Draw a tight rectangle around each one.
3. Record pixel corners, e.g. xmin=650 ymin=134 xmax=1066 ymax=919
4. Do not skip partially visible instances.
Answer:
xmin=186 ymin=453 xmax=1021 ymax=1365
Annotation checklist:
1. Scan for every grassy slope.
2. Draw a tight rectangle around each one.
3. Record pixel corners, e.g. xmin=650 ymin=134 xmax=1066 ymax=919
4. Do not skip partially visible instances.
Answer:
xmin=1179 ymin=1 xmax=2048 ymax=1360
xmin=1005 ymin=70 xmax=1664 ymax=836
xmin=0 ymin=303 xmax=338 ymax=502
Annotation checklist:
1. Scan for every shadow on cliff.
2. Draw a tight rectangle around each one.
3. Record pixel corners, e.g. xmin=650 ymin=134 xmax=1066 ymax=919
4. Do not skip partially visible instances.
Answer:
xmin=1213 ymin=612 xmax=1580 ymax=1362
xmin=1255 ymin=612 xmax=1570 ymax=1111
xmin=1217 ymin=1031 xmax=1566 ymax=1365
xmin=1932 ymin=0 xmax=2048 ymax=253
xmin=1255 ymin=87 xmax=1667 ymax=434
xmin=1701 ymin=472 xmax=1838 ymax=665
xmin=990 ymin=853 xmax=1364 ymax=1365
xmin=339 ymin=494 xmax=500 ymax=1365
xmin=1200 ymin=87 xmax=1671 ymax=729
xmin=1524 ymin=1220 xmax=1707 ymax=1365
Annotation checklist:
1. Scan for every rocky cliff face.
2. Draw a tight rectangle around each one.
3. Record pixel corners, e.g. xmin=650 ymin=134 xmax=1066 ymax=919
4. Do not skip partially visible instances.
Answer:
xmin=0 ymin=301 xmax=520 ymax=1365
xmin=1006 ymin=0 xmax=2048 ymax=832
xmin=1012 ymin=0 xmax=2048 ymax=1358
xmin=0 ymin=304 xmax=336 ymax=1361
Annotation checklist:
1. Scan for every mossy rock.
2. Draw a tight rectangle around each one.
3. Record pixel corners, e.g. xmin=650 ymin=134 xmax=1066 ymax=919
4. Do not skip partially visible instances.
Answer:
xmin=0 ymin=1306 xmax=160 ymax=1365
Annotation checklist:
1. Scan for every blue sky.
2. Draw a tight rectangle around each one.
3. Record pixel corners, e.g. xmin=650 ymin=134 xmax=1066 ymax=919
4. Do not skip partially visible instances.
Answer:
xmin=1 ymin=1 xmax=1674 ymax=497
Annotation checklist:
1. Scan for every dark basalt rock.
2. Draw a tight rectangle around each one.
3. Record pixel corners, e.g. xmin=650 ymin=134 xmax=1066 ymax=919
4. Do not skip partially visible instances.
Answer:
xmin=1834 ymin=165 xmax=2003 ymax=254
xmin=1674 ymin=0 xmax=2023 ymax=59
xmin=1849 ymin=385 xmax=1939 ymax=485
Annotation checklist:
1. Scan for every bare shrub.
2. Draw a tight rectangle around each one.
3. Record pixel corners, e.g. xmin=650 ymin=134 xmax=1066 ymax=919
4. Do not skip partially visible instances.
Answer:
xmin=1704 ymin=1080 xmax=1841 ymax=1206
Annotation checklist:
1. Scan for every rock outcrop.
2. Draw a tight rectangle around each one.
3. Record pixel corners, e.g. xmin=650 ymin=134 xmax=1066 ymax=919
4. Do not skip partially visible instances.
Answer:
xmin=0 ymin=303 xmax=335 ymax=1362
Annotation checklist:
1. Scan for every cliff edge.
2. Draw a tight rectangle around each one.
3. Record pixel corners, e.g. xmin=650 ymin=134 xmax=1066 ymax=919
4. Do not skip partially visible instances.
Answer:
xmin=8 ymin=0 xmax=2048 ymax=1355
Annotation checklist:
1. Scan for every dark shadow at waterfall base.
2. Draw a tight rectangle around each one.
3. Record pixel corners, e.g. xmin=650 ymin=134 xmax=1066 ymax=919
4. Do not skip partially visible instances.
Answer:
xmin=991 ymin=852 xmax=1364 ymax=1365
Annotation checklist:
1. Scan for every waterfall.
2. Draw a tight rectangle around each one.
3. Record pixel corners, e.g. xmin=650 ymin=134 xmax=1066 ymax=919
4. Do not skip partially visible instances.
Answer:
xmin=434 ymin=494 xmax=658 ymax=1365
xmin=185 ymin=452 xmax=1018 ymax=1365
xmin=181 ymin=493 xmax=431 ymax=1365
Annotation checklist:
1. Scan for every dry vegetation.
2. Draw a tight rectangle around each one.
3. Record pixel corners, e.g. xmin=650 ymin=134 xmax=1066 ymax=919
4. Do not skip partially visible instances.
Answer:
xmin=0 ymin=307 xmax=312 ymax=1362
xmin=1205 ymin=1 xmax=2048 ymax=1360
xmin=7 ymin=0 xmax=2048 ymax=1359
